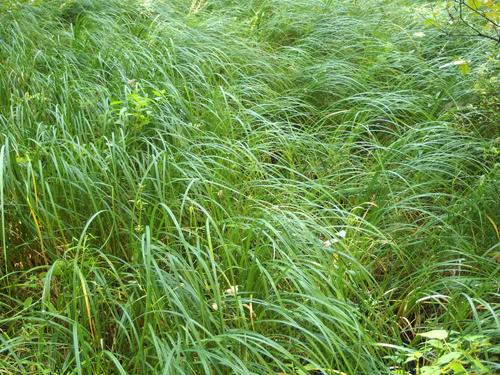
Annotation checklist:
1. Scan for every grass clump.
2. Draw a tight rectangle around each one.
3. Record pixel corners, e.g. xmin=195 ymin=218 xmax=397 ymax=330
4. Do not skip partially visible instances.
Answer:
xmin=0 ymin=0 xmax=498 ymax=373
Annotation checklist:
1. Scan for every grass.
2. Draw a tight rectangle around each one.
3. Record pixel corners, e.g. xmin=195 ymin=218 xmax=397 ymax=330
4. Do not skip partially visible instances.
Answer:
xmin=0 ymin=0 xmax=498 ymax=373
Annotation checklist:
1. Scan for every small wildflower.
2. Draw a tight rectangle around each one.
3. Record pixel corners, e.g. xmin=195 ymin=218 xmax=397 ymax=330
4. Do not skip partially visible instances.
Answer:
xmin=211 ymin=302 xmax=218 ymax=311
xmin=413 ymin=32 xmax=425 ymax=38
xmin=323 ymin=238 xmax=339 ymax=247
xmin=224 ymin=285 xmax=238 ymax=296
xmin=322 ymin=230 xmax=347 ymax=248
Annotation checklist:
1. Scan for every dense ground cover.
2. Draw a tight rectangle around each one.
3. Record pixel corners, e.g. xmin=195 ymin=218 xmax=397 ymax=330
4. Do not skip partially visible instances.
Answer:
xmin=0 ymin=0 xmax=498 ymax=373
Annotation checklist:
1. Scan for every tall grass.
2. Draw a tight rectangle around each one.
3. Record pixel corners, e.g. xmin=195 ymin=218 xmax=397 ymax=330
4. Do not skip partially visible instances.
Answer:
xmin=0 ymin=0 xmax=498 ymax=373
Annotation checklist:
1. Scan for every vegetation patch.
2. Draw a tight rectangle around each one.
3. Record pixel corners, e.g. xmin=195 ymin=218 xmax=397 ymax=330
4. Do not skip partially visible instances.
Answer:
xmin=0 ymin=0 xmax=498 ymax=374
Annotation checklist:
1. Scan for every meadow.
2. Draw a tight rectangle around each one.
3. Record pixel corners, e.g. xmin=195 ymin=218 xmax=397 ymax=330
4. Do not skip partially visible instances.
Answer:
xmin=0 ymin=0 xmax=498 ymax=373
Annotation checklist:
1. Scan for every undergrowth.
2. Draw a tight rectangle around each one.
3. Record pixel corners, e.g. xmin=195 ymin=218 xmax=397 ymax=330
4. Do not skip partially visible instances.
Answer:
xmin=0 ymin=0 xmax=498 ymax=374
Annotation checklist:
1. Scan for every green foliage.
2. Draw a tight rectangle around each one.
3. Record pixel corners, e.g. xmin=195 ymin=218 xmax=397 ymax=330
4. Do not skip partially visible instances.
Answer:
xmin=0 ymin=0 xmax=498 ymax=374
xmin=448 ymin=0 xmax=499 ymax=42
xmin=396 ymin=330 xmax=497 ymax=374
xmin=111 ymin=85 xmax=164 ymax=133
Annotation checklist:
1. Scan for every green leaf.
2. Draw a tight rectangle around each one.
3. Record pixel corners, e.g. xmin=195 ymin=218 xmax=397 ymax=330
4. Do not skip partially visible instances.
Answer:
xmin=448 ymin=361 xmax=467 ymax=373
xmin=421 ymin=366 xmax=441 ymax=375
xmin=458 ymin=61 xmax=471 ymax=74
xmin=466 ymin=0 xmax=481 ymax=10
xmin=470 ymin=358 xmax=489 ymax=373
xmin=23 ymin=296 xmax=33 ymax=309
xmin=419 ymin=330 xmax=449 ymax=340
xmin=436 ymin=351 xmax=461 ymax=366
xmin=52 ymin=260 xmax=66 ymax=276
xmin=15 ymin=155 xmax=30 ymax=164
xmin=405 ymin=351 xmax=422 ymax=363
xmin=103 ymin=351 xmax=128 ymax=375
xmin=45 ymin=301 xmax=58 ymax=313
xmin=427 ymin=339 xmax=444 ymax=349
xmin=423 ymin=18 xmax=436 ymax=27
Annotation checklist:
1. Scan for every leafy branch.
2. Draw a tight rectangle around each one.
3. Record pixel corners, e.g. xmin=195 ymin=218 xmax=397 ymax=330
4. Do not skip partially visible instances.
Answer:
xmin=447 ymin=0 xmax=500 ymax=42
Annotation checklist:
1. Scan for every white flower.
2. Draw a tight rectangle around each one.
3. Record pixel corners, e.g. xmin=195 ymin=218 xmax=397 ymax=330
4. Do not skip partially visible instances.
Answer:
xmin=323 ymin=238 xmax=336 ymax=247
xmin=322 ymin=230 xmax=347 ymax=248
xmin=413 ymin=32 xmax=425 ymax=38
xmin=211 ymin=303 xmax=218 ymax=311
xmin=224 ymin=285 xmax=238 ymax=296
